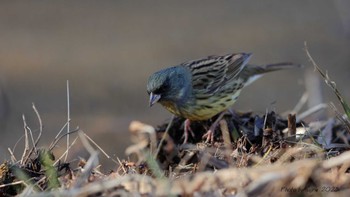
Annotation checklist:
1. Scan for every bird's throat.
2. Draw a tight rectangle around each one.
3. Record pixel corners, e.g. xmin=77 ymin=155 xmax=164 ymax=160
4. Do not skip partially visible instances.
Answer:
xmin=160 ymin=101 xmax=182 ymax=117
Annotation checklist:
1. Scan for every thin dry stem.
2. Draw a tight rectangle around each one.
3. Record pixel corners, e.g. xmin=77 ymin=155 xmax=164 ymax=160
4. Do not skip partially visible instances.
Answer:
xmin=155 ymin=115 xmax=175 ymax=158
xmin=7 ymin=148 xmax=17 ymax=163
xmin=65 ymin=80 xmax=71 ymax=162
xmin=292 ymin=91 xmax=309 ymax=114
xmin=20 ymin=114 xmax=30 ymax=165
xmin=49 ymin=127 xmax=79 ymax=151
xmin=0 ymin=180 xmax=25 ymax=189
xmin=73 ymin=131 xmax=100 ymax=188
xmin=297 ymin=103 xmax=328 ymax=121
xmin=263 ymin=109 xmax=268 ymax=129
xmin=81 ymin=131 xmax=119 ymax=164
xmin=23 ymin=125 xmax=36 ymax=164
xmin=53 ymin=136 xmax=79 ymax=166
xmin=22 ymin=103 xmax=44 ymax=164
xmin=220 ymin=119 xmax=231 ymax=148
xmin=53 ymin=121 xmax=69 ymax=143
xmin=116 ymin=157 xmax=127 ymax=174
xmin=32 ymin=103 xmax=43 ymax=147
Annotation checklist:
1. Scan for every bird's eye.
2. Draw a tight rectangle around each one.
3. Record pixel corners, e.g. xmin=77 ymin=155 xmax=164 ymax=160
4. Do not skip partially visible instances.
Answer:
xmin=154 ymin=83 xmax=169 ymax=94
xmin=154 ymin=88 xmax=163 ymax=94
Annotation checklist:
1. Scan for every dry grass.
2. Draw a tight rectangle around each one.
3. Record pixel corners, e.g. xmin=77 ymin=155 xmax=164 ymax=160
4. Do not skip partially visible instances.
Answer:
xmin=1 ymin=107 xmax=350 ymax=196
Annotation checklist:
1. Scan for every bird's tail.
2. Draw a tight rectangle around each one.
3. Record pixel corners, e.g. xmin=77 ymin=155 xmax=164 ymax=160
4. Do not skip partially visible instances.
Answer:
xmin=245 ymin=62 xmax=302 ymax=75
xmin=241 ymin=62 xmax=301 ymax=87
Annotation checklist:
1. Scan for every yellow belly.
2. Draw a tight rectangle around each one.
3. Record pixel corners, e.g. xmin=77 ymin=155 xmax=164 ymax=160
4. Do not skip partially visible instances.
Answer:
xmin=160 ymin=90 xmax=241 ymax=120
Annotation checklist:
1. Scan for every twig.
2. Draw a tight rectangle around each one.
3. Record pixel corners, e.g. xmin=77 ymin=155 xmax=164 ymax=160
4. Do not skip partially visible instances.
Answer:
xmin=255 ymin=145 xmax=273 ymax=166
xmin=300 ymin=122 xmax=318 ymax=145
xmin=49 ymin=127 xmax=80 ymax=151
xmin=32 ymin=176 xmax=46 ymax=192
xmin=65 ymin=80 xmax=71 ymax=162
xmin=296 ymin=103 xmax=328 ymax=121
xmin=7 ymin=148 xmax=17 ymax=163
xmin=116 ymin=157 xmax=127 ymax=174
xmin=0 ymin=180 xmax=25 ymax=189
xmin=263 ymin=108 xmax=268 ymax=129
xmin=50 ymin=121 xmax=69 ymax=150
xmin=155 ymin=115 xmax=175 ymax=158
xmin=73 ymin=131 xmax=99 ymax=188
xmin=53 ymin=136 xmax=79 ymax=166
xmin=23 ymin=125 xmax=36 ymax=165
xmin=220 ymin=119 xmax=231 ymax=148
xmin=20 ymin=114 xmax=30 ymax=165
xmin=304 ymin=42 xmax=336 ymax=94
xmin=81 ymin=131 xmax=119 ymax=164
xmin=304 ymin=41 xmax=350 ymax=121
xmin=329 ymin=103 xmax=350 ymax=131
xmin=287 ymin=114 xmax=296 ymax=141
xmin=32 ymin=103 xmax=43 ymax=147
xmin=12 ymin=133 xmax=25 ymax=157
xmin=79 ymin=130 xmax=95 ymax=155
xmin=22 ymin=103 xmax=44 ymax=164
xmin=291 ymin=92 xmax=309 ymax=114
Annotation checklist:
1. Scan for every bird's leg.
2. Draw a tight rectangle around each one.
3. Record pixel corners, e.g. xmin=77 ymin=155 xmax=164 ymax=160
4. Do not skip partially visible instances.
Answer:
xmin=183 ymin=119 xmax=195 ymax=144
xmin=228 ymin=108 xmax=240 ymax=119
xmin=202 ymin=111 xmax=227 ymax=143
xmin=228 ymin=108 xmax=236 ymax=116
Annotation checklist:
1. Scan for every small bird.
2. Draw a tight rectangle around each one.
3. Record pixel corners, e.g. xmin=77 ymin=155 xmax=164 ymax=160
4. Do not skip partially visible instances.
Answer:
xmin=147 ymin=53 xmax=299 ymax=143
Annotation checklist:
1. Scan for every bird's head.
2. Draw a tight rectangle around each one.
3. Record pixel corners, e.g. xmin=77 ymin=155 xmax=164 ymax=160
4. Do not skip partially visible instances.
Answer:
xmin=147 ymin=66 xmax=192 ymax=107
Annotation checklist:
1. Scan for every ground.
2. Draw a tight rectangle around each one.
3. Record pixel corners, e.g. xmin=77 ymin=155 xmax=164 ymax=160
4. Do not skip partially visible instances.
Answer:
xmin=1 ymin=109 xmax=350 ymax=196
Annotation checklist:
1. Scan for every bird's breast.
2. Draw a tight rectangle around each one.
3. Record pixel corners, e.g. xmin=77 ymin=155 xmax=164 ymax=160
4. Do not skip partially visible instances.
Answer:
xmin=159 ymin=90 xmax=241 ymax=120
xmin=160 ymin=101 xmax=183 ymax=117
xmin=187 ymin=90 xmax=241 ymax=120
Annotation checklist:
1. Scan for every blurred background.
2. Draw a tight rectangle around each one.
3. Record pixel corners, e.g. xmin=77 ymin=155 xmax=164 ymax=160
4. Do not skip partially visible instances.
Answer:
xmin=0 ymin=1 xmax=349 ymax=169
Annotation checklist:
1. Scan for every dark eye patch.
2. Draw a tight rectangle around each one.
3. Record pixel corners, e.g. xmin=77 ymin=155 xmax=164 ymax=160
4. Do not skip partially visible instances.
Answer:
xmin=154 ymin=82 xmax=169 ymax=94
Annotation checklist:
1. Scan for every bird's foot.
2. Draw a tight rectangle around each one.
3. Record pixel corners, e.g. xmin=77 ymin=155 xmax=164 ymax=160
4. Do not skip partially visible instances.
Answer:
xmin=183 ymin=119 xmax=195 ymax=144
xmin=203 ymin=128 xmax=215 ymax=143
xmin=202 ymin=110 xmax=227 ymax=143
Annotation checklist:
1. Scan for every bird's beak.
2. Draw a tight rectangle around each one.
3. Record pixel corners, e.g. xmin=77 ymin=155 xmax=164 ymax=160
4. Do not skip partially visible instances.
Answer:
xmin=149 ymin=92 xmax=161 ymax=107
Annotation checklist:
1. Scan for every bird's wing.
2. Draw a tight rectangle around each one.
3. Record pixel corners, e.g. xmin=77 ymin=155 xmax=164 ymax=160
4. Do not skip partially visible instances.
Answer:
xmin=182 ymin=53 xmax=251 ymax=96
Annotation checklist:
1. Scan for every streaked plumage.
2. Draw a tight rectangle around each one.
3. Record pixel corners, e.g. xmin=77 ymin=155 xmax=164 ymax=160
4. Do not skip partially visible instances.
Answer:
xmin=147 ymin=53 xmax=300 ymax=143
xmin=147 ymin=53 xmax=298 ymax=121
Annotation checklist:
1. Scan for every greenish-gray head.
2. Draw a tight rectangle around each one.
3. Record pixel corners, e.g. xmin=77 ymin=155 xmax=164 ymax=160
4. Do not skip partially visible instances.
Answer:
xmin=147 ymin=66 xmax=192 ymax=107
